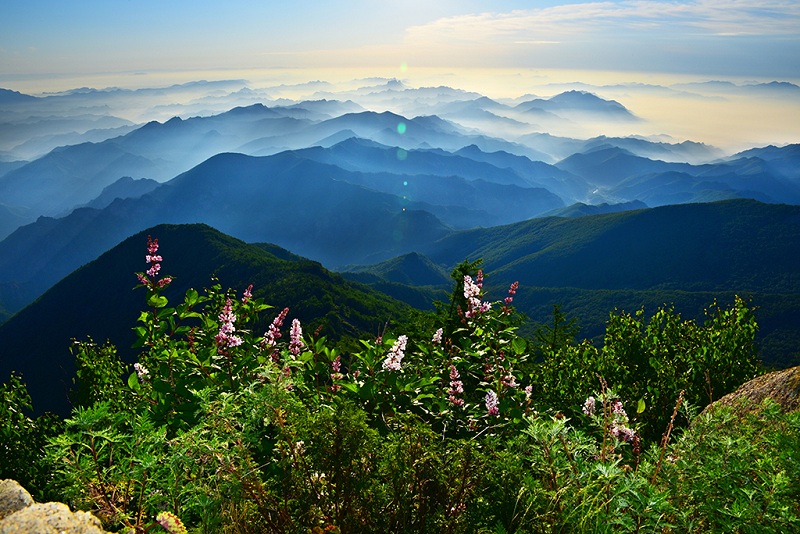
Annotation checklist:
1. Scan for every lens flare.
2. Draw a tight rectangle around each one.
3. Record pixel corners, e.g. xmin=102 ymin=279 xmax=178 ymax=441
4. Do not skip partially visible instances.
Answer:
xmin=396 ymin=122 xmax=407 ymax=135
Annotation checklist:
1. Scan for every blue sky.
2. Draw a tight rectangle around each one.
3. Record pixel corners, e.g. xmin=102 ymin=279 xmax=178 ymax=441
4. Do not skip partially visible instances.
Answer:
xmin=2 ymin=0 xmax=799 ymax=85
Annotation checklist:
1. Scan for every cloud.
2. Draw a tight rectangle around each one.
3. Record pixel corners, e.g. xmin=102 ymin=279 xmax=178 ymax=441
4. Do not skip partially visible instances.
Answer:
xmin=404 ymin=0 xmax=800 ymax=45
xmin=395 ymin=0 xmax=800 ymax=75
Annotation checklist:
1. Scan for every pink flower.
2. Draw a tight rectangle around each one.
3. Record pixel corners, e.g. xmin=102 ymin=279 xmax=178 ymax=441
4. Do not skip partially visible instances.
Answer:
xmin=215 ymin=298 xmax=243 ymax=350
xmin=583 ymin=396 xmax=596 ymax=416
xmin=289 ymin=318 xmax=304 ymax=357
xmin=382 ymin=335 xmax=408 ymax=371
xmin=611 ymin=424 xmax=636 ymax=443
xmin=448 ymin=364 xmax=464 ymax=407
xmin=133 ymin=362 xmax=149 ymax=383
xmin=524 ymin=385 xmax=533 ymax=399
xmin=504 ymin=281 xmax=519 ymax=305
xmin=242 ymin=284 xmax=253 ymax=303
xmin=137 ymin=235 xmax=172 ymax=290
xmin=432 ymin=327 xmax=443 ymax=344
xmin=262 ymin=307 xmax=289 ymax=348
xmin=485 ymin=389 xmax=499 ymax=416
xmin=501 ymin=370 xmax=518 ymax=389
xmin=463 ymin=275 xmax=491 ymax=318
xmin=330 ymin=354 xmax=343 ymax=391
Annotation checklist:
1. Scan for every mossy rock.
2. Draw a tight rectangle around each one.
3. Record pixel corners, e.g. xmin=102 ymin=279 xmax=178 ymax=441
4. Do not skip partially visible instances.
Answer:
xmin=700 ymin=366 xmax=800 ymax=417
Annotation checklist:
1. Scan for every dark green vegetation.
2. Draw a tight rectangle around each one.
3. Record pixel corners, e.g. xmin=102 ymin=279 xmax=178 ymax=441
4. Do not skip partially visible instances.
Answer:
xmin=349 ymin=199 xmax=800 ymax=368
xmin=2 ymin=240 xmax=797 ymax=533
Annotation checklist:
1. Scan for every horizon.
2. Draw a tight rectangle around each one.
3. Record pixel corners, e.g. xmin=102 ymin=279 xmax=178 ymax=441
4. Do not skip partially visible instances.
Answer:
xmin=2 ymin=1 xmax=799 ymax=153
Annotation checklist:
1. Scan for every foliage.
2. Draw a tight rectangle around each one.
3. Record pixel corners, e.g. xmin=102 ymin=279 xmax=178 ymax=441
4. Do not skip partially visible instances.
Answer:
xmin=0 ymin=372 xmax=62 ymax=501
xmin=3 ymin=235 xmax=795 ymax=533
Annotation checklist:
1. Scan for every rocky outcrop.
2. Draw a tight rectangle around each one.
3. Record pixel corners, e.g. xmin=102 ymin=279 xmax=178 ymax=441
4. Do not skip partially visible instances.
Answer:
xmin=700 ymin=366 xmax=800 ymax=417
xmin=0 ymin=479 xmax=110 ymax=533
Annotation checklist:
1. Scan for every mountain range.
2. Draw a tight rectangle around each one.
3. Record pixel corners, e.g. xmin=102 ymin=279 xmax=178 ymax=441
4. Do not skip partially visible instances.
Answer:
xmin=3 ymin=199 xmax=799 ymax=414
xmin=0 ymin=79 xmax=798 ymax=412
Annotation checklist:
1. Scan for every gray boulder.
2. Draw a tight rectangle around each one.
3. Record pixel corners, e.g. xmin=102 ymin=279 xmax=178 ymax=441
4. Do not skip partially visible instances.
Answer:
xmin=0 ymin=479 xmax=110 ymax=533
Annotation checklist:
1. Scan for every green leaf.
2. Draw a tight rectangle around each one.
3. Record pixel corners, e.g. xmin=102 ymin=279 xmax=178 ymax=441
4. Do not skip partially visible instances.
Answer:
xmin=637 ymin=397 xmax=646 ymax=414
xmin=147 ymin=294 xmax=169 ymax=309
xmin=127 ymin=372 xmax=140 ymax=391
xmin=512 ymin=337 xmax=527 ymax=355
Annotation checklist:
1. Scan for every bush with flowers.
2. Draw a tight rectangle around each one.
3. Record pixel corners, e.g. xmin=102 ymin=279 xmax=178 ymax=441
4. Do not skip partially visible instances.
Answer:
xmin=2 ymin=235 xmax=799 ymax=533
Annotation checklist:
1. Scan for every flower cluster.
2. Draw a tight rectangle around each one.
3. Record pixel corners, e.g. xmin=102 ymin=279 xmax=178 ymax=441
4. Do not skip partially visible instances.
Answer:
xmin=136 ymin=235 xmax=172 ymax=289
xmin=289 ymin=319 xmax=304 ymax=358
xmin=330 ymin=355 xmax=343 ymax=392
xmin=610 ymin=400 xmax=636 ymax=442
xmin=463 ymin=272 xmax=491 ymax=318
xmin=583 ymin=395 xmax=636 ymax=443
xmin=215 ymin=298 xmax=243 ymax=351
xmin=501 ymin=368 xmax=518 ymax=389
xmin=502 ymin=281 xmax=519 ymax=313
xmin=432 ymin=327 xmax=443 ymax=344
xmin=242 ymin=284 xmax=253 ymax=303
xmin=447 ymin=365 xmax=464 ymax=407
xmin=582 ymin=396 xmax=596 ymax=416
xmin=524 ymin=385 xmax=533 ymax=399
xmin=133 ymin=362 xmax=149 ymax=383
xmin=485 ymin=389 xmax=499 ymax=416
xmin=382 ymin=335 xmax=408 ymax=371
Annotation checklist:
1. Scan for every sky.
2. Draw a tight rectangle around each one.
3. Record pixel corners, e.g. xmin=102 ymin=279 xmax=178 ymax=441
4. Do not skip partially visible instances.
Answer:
xmin=2 ymin=0 xmax=800 ymax=92
xmin=1 ymin=0 xmax=798 ymax=152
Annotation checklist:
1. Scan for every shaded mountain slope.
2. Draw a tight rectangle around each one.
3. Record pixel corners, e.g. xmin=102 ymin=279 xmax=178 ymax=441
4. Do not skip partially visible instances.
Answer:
xmin=0 ymin=151 xmax=453 ymax=316
xmin=422 ymin=199 xmax=800 ymax=294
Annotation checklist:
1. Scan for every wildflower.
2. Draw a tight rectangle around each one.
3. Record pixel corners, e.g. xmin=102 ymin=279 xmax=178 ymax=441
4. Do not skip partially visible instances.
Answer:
xmin=583 ymin=396 xmax=596 ymax=416
xmin=524 ymin=385 xmax=533 ymax=399
xmin=504 ymin=281 xmax=519 ymax=305
xmin=215 ymin=298 xmax=243 ymax=350
xmin=133 ymin=362 xmax=149 ymax=382
xmin=612 ymin=400 xmax=626 ymax=416
xmin=289 ymin=318 xmax=304 ymax=357
xmin=447 ymin=365 xmax=464 ymax=407
xmin=137 ymin=235 xmax=172 ymax=290
xmin=485 ymin=389 xmax=499 ymax=416
xmin=464 ymin=274 xmax=491 ymax=318
xmin=330 ymin=355 xmax=343 ymax=392
xmin=501 ymin=369 xmax=518 ymax=388
xmin=432 ymin=327 xmax=443 ymax=344
xmin=502 ymin=281 xmax=519 ymax=313
xmin=611 ymin=424 xmax=636 ymax=443
xmin=156 ymin=511 xmax=188 ymax=534
xmin=242 ymin=284 xmax=253 ymax=303
xmin=382 ymin=335 xmax=408 ymax=371
xmin=145 ymin=235 xmax=162 ymax=277
xmin=263 ymin=307 xmax=289 ymax=349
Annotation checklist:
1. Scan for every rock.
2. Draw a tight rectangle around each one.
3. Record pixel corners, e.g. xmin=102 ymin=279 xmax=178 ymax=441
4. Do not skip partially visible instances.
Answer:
xmin=0 ymin=479 xmax=111 ymax=533
xmin=700 ymin=366 xmax=800 ymax=417
xmin=0 ymin=479 xmax=33 ymax=520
